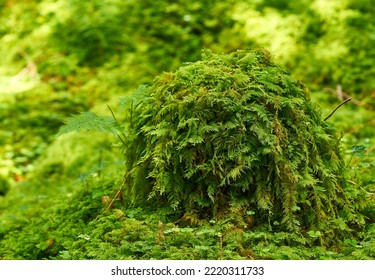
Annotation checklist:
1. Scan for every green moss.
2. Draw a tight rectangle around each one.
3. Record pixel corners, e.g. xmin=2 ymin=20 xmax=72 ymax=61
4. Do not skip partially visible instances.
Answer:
xmin=124 ymin=49 xmax=362 ymax=244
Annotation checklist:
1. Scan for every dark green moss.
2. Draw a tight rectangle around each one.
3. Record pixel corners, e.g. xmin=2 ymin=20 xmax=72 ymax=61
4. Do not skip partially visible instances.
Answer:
xmin=123 ymin=49 xmax=361 ymax=244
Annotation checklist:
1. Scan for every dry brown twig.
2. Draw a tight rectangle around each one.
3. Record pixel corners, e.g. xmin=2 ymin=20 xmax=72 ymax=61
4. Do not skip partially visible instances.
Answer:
xmin=106 ymin=178 xmax=126 ymax=210
xmin=11 ymin=49 xmax=38 ymax=83
xmin=323 ymin=85 xmax=369 ymax=108
xmin=324 ymin=98 xmax=352 ymax=121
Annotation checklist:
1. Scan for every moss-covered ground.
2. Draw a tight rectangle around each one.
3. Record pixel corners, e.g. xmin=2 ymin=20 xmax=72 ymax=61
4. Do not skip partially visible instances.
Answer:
xmin=0 ymin=0 xmax=374 ymax=260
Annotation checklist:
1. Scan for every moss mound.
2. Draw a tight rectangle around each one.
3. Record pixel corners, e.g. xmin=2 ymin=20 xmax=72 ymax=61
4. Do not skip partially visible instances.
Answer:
xmin=124 ymin=49 xmax=356 ymax=239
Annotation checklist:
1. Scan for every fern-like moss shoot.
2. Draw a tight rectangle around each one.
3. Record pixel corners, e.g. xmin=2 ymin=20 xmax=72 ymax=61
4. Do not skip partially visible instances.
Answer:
xmin=124 ymin=49 xmax=359 ymax=243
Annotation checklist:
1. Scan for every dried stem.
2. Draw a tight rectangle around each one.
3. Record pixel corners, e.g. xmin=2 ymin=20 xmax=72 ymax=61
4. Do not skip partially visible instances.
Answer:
xmin=11 ymin=49 xmax=38 ymax=82
xmin=106 ymin=178 xmax=126 ymax=210
xmin=323 ymin=87 xmax=372 ymax=108
xmin=324 ymin=98 xmax=351 ymax=121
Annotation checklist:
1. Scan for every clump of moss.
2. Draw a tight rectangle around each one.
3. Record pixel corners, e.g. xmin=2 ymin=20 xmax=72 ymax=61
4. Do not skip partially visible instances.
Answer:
xmin=124 ymin=49 xmax=360 ymax=243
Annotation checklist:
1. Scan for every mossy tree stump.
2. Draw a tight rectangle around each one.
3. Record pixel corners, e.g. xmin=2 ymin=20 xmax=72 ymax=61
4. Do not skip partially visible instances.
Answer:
xmin=124 ymin=49 xmax=357 ymax=241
